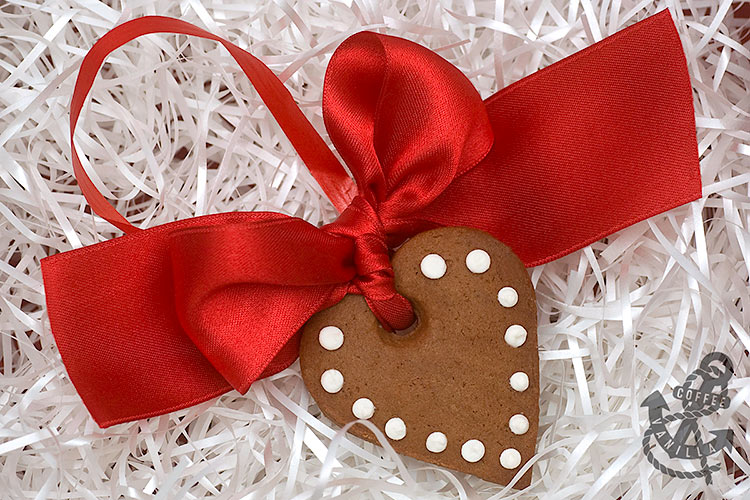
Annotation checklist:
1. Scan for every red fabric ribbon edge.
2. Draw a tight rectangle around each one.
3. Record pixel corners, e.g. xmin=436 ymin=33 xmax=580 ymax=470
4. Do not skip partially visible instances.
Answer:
xmin=41 ymin=10 xmax=701 ymax=427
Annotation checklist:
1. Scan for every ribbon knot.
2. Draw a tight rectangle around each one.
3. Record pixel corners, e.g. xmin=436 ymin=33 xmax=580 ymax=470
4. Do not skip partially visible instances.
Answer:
xmin=327 ymin=196 xmax=415 ymax=331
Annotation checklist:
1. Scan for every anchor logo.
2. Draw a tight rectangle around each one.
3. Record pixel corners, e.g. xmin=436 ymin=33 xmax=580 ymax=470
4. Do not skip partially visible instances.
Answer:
xmin=641 ymin=352 xmax=734 ymax=484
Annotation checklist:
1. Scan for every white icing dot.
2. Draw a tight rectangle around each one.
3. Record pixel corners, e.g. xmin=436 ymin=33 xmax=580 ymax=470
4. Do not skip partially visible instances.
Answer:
xmin=461 ymin=439 xmax=485 ymax=463
xmin=420 ymin=254 xmax=447 ymax=279
xmin=500 ymin=448 xmax=522 ymax=469
xmin=318 ymin=326 xmax=344 ymax=351
xmin=504 ymin=324 xmax=527 ymax=347
xmin=320 ymin=369 xmax=343 ymax=393
xmin=351 ymin=398 xmax=375 ymax=419
xmin=385 ymin=417 xmax=407 ymax=440
xmin=466 ymin=249 xmax=491 ymax=274
xmin=497 ymin=287 xmax=519 ymax=307
xmin=509 ymin=414 xmax=530 ymax=435
xmin=426 ymin=432 xmax=448 ymax=453
xmin=510 ymin=372 xmax=530 ymax=392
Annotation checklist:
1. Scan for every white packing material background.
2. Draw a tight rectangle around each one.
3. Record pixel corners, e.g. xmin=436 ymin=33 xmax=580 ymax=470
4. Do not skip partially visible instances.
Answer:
xmin=1 ymin=0 xmax=749 ymax=498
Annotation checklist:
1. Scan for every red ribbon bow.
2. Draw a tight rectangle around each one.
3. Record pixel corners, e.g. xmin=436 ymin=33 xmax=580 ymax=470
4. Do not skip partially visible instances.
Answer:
xmin=42 ymin=10 xmax=701 ymax=427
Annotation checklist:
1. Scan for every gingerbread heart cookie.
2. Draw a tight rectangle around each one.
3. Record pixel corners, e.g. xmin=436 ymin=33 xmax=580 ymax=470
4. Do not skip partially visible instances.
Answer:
xmin=300 ymin=227 xmax=538 ymax=487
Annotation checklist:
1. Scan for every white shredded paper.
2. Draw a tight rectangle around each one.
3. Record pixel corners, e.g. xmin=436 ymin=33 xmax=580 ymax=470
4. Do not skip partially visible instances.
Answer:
xmin=1 ymin=0 xmax=749 ymax=498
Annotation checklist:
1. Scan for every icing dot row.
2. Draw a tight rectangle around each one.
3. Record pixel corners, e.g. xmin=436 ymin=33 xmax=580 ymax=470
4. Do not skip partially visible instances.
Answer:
xmin=419 ymin=251 xmax=520 ymax=312
xmin=344 ymin=395 xmax=526 ymax=464
xmin=317 ymin=319 xmax=527 ymax=471
xmin=318 ymin=378 xmax=525 ymax=468
xmin=377 ymin=418 xmax=523 ymax=469
xmin=420 ymin=248 xmax=494 ymax=279
xmin=459 ymin=439 xmax=522 ymax=469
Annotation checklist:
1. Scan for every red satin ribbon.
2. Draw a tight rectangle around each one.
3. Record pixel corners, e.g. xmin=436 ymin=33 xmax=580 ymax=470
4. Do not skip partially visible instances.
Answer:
xmin=42 ymin=10 xmax=701 ymax=427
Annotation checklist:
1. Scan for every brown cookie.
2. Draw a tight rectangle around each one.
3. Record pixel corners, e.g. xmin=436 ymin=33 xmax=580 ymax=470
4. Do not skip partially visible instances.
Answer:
xmin=300 ymin=227 xmax=538 ymax=487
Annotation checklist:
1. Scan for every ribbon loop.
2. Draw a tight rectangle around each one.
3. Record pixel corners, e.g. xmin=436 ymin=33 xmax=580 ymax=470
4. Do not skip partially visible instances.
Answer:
xmin=69 ymin=16 xmax=355 ymax=234
xmin=323 ymin=31 xmax=494 ymax=223
xmin=168 ymin=215 xmax=356 ymax=391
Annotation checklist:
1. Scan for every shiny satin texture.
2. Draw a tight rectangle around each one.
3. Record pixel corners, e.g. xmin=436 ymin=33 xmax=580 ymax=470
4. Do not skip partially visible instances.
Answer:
xmin=42 ymin=10 xmax=701 ymax=427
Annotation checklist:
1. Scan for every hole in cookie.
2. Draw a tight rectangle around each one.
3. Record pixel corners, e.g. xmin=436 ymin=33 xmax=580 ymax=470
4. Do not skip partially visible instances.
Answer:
xmin=392 ymin=312 xmax=420 ymax=336
xmin=378 ymin=303 xmax=421 ymax=337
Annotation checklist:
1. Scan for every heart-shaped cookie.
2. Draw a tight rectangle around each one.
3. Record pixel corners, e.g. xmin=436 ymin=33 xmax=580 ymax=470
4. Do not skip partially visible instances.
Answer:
xmin=300 ymin=227 xmax=538 ymax=487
